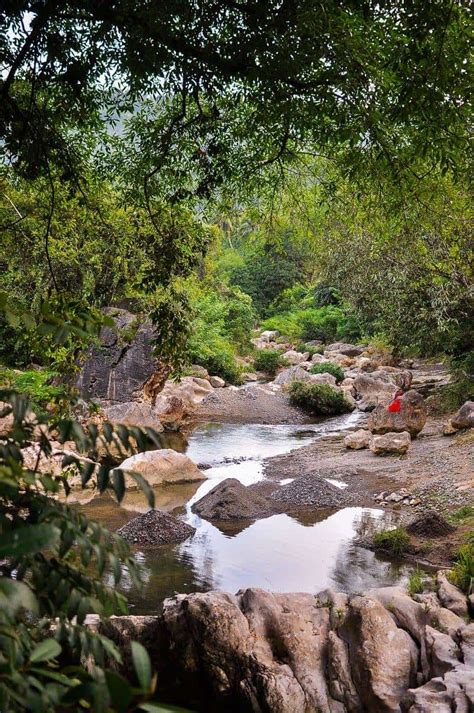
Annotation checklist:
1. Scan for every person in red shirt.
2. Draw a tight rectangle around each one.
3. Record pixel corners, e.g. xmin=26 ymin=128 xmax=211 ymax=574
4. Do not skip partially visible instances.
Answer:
xmin=388 ymin=389 xmax=404 ymax=413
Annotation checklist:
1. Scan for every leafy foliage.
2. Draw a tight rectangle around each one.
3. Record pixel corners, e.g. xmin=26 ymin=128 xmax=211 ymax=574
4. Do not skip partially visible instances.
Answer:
xmin=289 ymin=381 xmax=351 ymax=416
xmin=309 ymin=362 xmax=345 ymax=384
xmin=253 ymin=350 xmax=288 ymax=377
xmin=449 ymin=544 xmax=474 ymax=595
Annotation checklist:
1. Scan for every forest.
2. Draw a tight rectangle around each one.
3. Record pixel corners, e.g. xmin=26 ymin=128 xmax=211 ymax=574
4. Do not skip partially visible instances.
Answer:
xmin=0 ymin=2 xmax=473 ymax=712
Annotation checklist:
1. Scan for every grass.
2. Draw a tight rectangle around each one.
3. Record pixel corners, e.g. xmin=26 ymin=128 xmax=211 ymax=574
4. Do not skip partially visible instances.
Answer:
xmin=289 ymin=380 xmax=352 ymax=415
xmin=449 ymin=506 xmax=474 ymax=523
xmin=295 ymin=343 xmax=324 ymax=356
xmin=448 ymin=544 xmax=474 ymax=595
xmin=407 ymin=566 xmax=425 ymax=596
xmin=373 ymin=527 xmax=411 ymax=556
xmin=309 ymin=361 xmax=345 ymax=383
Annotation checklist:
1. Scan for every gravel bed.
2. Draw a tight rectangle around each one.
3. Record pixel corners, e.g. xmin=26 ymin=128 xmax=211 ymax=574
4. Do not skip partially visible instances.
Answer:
xmin=270 ymin=474 xmax=356 ymax=508
xmin=117 ymin=510 xmax=196 ymax=545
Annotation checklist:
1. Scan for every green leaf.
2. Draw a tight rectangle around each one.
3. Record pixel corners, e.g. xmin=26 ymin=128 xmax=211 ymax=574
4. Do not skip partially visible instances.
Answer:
xmin=139 ymin=704 xmax=195 ymax=713
xmin=131 ymin=641 xmax=151 ymax=691
xmin=128 ymin=472 xmax=155 ymax=508
xmin=104 ymin=671 xmax=132 ymax=713
xmin=30 ymin=638 xmax=62 ymax=663
xmin=0 ymin=524 xmax=60 ymax=558
xmin=111 ymin=469 xmax=125 ymax=502
xmin=0 ymin=578 xmax=38 ymax=617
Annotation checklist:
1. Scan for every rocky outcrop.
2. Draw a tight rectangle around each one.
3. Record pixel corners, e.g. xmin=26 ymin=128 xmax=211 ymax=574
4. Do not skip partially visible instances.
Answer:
xmin=273 ymin=365 xmax=315 ymax=386
xmin=191 ymin=478 xmax=276 ymax=521
xmin=103 ymin=402 xmax=164 ymax=431
xmin=369 ymin=431 xmax=411 ymax=455
xmin=445 ymin=400 xmax=474 ymax=434
xmin=95 ymin=581 xmax=474 ymax=713
xmin=117 ymin=509 xmax=195 ymax=545
xmin=153 ymin=376 xmax=214 ymax=429
xmin=344 ymin=429 xmax=371 ymax=450
xmin=118 ymin=449 xmax=205 ymax=488
xmin=76 ymin=309 xmax=161 ymax=403
xmin=368 ymin=390 xmax=427 ymax=438
xmin=353 ymin=372 xmax=399 ymax=411
xmin=325 ymin=342 xmax=367 ymax=357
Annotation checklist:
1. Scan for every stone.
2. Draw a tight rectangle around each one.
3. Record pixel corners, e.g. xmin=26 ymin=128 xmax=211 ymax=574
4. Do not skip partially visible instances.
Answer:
xmin=242 ymin=372 xmax=258 ymax=382
xmin=117 ymin=509 xmax=195 ymax=545
xmin=339 ymin=595 xmax=417 ymax=711
xmin=118 ymin=449 xmax=205 ymax=488
xmin=353 ymin=372 xmax=399 ymax=411
xmin=272 ymin=365 xmax=314 ymax=386
xmin=188 ymin=364 xmax=209 ymax=379
xmin=281 ymin=349 xmax=309 ymax=365
xmin=191 ymin=478 xmax=275 ymax=521
xmin=325 ymin=342 xmax=367 ymax=357
xmin=344 ymin=429 xmax=371 ymax=450
xmin=442 ymin=419 xmax=458 ymax=436
xmin=311 ymin=353 xmax=328 ymax=364
xmin=260 ymin=330 xmax=279 ymax=342
xmin=209 ymin=375 xmax=225 ymax=388
xmin=368 ymin=390 xmax=427 ymax=438
xmin=369 ymin=431 xmax=411 ymax=456
xmin=103 ymin=402 xmax=164 ymax=430
xmin=76 ymin=309 xmax=162 ymax=403
xmin=309 ymin=372 xmax=338 ymax=386
xmin=450 ymin=400 xmax=474 ymax=430
xmin=153 ymin=376 xmax=214 ymax=429
xmin=436 ymin=572 xmax=469 ymax=618
xmin=424 ymin=625 xmax=461 ymax=677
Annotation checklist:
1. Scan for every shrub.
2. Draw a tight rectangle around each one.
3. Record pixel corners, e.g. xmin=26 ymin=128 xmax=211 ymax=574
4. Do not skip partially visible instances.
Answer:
xmin=295 ymin=343 xmax=324 ymax=356
xmin=449 ymin=506 xmax=474 ymax=523
xmin=449 ymin=544 xmax=474 ymax=594
xmin=0 ymin=366 xmax=65 ymax=412
xmin=289 ymin=380 xmax=351 ymax=415
xmin=253 ymin=349 xmax=287 ymax=376
xmin=309 ymin=361 xmax=344 ymax=383
xmin=373 ymin=527 xmax=410 ymax=556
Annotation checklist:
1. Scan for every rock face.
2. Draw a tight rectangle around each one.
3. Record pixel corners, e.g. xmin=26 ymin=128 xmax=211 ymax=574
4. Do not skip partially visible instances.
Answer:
xmin=97 ymin=581 xmax=474 ymax=713
xmin=369 ymin=431 xmax=411 ymax=455
xmin=104 ymin=402 xmax=164 ymax=431
xmin=353 ymin=372 xmax=399 ymax=411
xmin=192 ymin=478 xmax=275 ymax=520
xmin=450 ymin=400 xmax=474 ymax=431
xmin=153 ymin=376 xmax=214 ymax=429
xmin=368 ymin=390 xmax=427 ymax=438
xmin=118 ymin=449 xmax=205 ymax=488
xmin=117 ymin=509 xmax=195 ymax=545
xmin=76 ymin=309 xmax=160 ymax=403
xmin=344 ymin=429 xmax=371 ymax=450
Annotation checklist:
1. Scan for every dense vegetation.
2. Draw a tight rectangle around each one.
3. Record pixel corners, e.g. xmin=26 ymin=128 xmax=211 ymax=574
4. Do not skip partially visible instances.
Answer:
xmin=0 ymin=1 xmax=472 ymax=711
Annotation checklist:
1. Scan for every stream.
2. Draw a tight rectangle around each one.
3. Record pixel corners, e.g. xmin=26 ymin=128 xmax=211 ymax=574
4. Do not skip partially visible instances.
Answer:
xmin=81 ymin=411 xmax=420 ymax=614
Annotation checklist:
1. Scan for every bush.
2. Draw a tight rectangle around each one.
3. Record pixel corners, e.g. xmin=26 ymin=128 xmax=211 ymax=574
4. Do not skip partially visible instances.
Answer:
xmin=373 ymin=527 xmax=410 ymax=556
xmin=253 ymin=349 xmax=287 ymax=376
xmin=0 ymin=366 xmax=65 ymax=412
xmin=407 ymin=566 xmax=425 ymax=596
xmin=309 ymin=361 xmax=344 ymax=383
xmin=289 ymin=380 xmax=351 ymax=415
xmin=295 ymin=343 xmax=324 ymax=356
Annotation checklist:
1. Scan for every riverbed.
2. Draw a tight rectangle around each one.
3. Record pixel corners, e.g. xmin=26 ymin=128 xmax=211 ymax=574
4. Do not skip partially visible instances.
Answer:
xmin=82 ymin=413 xmax=420 ymax=613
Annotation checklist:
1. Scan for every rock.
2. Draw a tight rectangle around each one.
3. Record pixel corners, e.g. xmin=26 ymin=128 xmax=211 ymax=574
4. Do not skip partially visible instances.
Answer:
xmin=311 ymin=353 xmax=328 ymax=364
xmin=209 ymin=375 xmax=225 ymax=388
xmin=192 ymin=478 xmax=275 ymax=521
xmin=368 ymin=390 xmax=427 ymax=438
xmin=353 ymin=372 xmax=399 ymax=411
xmin=344 ymin=429 xmax=371 ymax=450
xmin=260 ymin=330 xmax=279 ymax=342
xmin=242 ymin=372 xmax=258 ymax=382
xmin=103 ymin=402 xmax=164 ymax=430
xmin=154 ymin=376 xmax=214 ymax=429
xmin=451 ymin=400 xmax=474 ymax=430
xmin=406 ymin=512 xmax=456 ymax=537
xmin=353 ymin=356 xmax=375 ymax=371
xmin=76 ymin=309 xmax=163 ymax=403
xmin=424 ymin=625 xmax=461 ymax=677
xmin=442 ymin=419 xmax=459 ymax=436
xmin=188 ymin=364 xmax=209 ymax=379
xmin=402 ymin=667 xmax=474 ymax=711
xmin=339 ymin=595 xmax=417 ymax=711
xmin=325 ymin=343 xmax=367 ymax=357
xmin=117 ymin=509 xmax=195 ymax=545
xmin=369 ymin=431 xmax=411 ymax=456
xmin=436 ymin=572 xmax=469 ymax=618
xmin=118 ymin=449 xmax=205 ymax=488
xmin=377 ymin=367 xmax=413 ymax=391
xmin=273 ymin=365 xmax=314 ymax=386
xmin=281 ymin=350 xmax=309 ymax=365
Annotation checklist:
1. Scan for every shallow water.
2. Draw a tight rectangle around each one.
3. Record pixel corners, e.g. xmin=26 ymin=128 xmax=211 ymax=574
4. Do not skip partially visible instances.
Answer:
xmin=80 ymin=412 xmax=418 ymax=613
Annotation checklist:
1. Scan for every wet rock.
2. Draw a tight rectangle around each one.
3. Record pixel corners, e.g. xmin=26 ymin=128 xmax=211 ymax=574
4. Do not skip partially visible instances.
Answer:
xmin=192 ymin=478 xmax=275 ymax=521
xmin=406 ymin=512 xmax=455 ymax=537
xmin=118 ymin=449 xmax=205 ymax=488
xmin=368 ymin=390 xmax=427 ymax=438
xmin=369 ymin=431 xmax=411 ymax=456
xmin=76 ymin=309 xmax=159 ymax=403
xmin=344 ymin=429 xmax=371 ymax=450
xmin=450 ymin=400 xmax=474 ymax=431
xmin=117 ymin=509 xmax=195 ymax=545
xmin=103 ymin=402 xmax=164 ymax=431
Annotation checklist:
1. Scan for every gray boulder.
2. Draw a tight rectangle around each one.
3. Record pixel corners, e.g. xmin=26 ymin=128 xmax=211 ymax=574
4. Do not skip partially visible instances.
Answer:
xmin=451 ymin=400 xmax=474 ymax=430
xmin=326 ymin=342 xmax=367 ymax=357
xmin=370 ymin=431 xmax=411 ymax=455
xmin=368 ymin=390 xmax=427 ymax=438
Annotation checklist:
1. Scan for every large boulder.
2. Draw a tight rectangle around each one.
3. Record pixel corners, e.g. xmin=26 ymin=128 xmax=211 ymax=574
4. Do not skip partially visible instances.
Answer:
xmin=118 ymin=449 xmax=205 ymax=488
xmin=273 ymin=366 xmax=336 ymax=388
xmin=451 ymin=400 xmax=474 ymax=431
xmin=353 ymin=372 xmax=399 ymax=411
xmin=153 ymin=376 xmax=214 ymax=429
xmin=369 ymin=431 xmax=411 ymax=456
xmin=117 ymin=510 xmax=195 ymax=545
xmin=281 ymin=350 xmax=309 ymax=365
xmin=76 ymin=309 xmax=163 ymax=403
xmin=368 ymin=390 xmax=427 ymax=438
xmin=192 ymin=478 xmax=275 ymax=521
xmin=325 ymin=342 xmax=367 ymax=357
xmin=104 ymin=402 xmax=164 ymax=431
xmin=260 ymin=330 xmax=279 ymax=342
